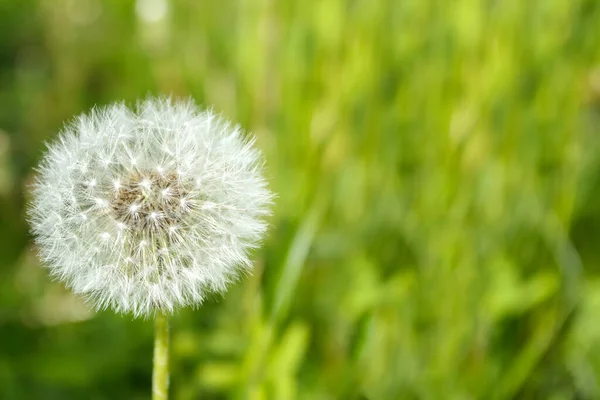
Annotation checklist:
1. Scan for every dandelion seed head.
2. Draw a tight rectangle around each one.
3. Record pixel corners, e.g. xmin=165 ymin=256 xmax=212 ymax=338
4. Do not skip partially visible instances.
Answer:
xmin=28 ymin=97 xmax=274 ymax=317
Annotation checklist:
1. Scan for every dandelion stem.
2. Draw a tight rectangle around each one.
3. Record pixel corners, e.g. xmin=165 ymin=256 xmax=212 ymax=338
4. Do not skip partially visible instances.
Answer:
xmin=152 ymin=313 xmax=169 ymax=400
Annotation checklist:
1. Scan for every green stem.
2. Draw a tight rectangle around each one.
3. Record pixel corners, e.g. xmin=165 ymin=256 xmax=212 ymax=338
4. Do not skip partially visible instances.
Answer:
xmin=152 ymin=313 xmax=169 ymax=400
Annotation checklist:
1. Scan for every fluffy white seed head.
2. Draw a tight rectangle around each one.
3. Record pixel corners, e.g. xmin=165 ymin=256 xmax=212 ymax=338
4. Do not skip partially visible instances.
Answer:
xmin=28 ymin=97 xmax=274 ymax=317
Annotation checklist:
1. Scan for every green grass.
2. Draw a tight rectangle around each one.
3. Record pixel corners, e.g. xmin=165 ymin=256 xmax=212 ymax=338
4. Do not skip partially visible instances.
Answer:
xmin=1 ymin=0 xmax=600 ymax=398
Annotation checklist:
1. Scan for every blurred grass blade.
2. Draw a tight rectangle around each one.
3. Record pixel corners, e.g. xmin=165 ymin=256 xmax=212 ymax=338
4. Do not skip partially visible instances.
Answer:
xmin=270 ymin=190 xmax=327 ymax=323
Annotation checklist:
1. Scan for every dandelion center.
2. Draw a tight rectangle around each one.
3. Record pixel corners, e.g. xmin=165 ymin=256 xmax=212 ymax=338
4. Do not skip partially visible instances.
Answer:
xmin=110 ymin=170 xmax=193 ymax=234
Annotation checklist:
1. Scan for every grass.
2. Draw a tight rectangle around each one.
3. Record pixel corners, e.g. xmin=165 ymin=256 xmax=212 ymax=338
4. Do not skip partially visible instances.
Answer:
xmin=1 ymin=0 xmax=600 ymax=398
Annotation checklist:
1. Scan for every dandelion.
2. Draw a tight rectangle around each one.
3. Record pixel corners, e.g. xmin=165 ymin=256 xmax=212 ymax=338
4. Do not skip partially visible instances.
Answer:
xmin=28 ymin=97 xmax=274 ymax=399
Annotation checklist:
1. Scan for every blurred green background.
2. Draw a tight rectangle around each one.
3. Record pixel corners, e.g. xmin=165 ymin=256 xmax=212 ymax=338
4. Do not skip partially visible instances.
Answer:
xmin=1 ymin=0 xmax=600 ymax=399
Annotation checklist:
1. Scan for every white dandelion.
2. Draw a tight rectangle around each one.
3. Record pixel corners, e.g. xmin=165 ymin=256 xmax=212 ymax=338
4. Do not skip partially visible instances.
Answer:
xmin=28 ymin=97 xmax=274 ymax=318
xmin=29 ymin=97 xmax=274 ymax=399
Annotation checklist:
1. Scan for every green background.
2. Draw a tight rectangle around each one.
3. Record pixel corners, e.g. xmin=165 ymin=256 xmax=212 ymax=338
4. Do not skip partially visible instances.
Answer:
xmin=1 ymin=0 xmax=600 ymax=398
